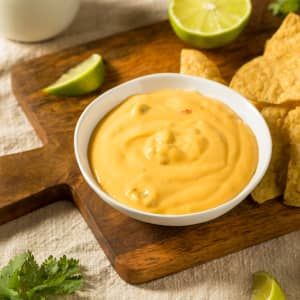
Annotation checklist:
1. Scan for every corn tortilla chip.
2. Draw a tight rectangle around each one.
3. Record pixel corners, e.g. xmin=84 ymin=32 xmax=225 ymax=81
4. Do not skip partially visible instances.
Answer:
xmin=250 ymin=101 xmax=265 ymax=111
xmin=265 ymin=13 xmax=300 ymax=58
xmin=230 ymin=13 xmax=300 ymax=205
xmin=284 ymin=107 xmax=300 ymax=206
xmin=230 ymin=54 xmax=300 ymax=105
xmin=252 ymin=107 xmax=290 ymax=203
xmin=180 ymin=49 xmax=226 ymax=84
xmin=180 ymin=49 xmax=264 ymax=108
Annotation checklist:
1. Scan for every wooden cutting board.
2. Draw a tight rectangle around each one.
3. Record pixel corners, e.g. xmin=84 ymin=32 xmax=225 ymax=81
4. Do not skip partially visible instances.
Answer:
xmin=2 ymin=4 xmax=300 ymax=284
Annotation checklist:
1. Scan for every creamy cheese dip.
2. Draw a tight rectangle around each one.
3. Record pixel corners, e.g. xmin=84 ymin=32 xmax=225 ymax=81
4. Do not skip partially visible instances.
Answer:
xmin=89 ymin=89 xmax=258 ymax=215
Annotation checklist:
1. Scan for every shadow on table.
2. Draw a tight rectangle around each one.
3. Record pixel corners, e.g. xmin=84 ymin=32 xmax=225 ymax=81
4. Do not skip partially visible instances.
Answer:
xmin=0 ymin=200 xmax=73 ymax=242
xmin=137 ymin=240 xmax=300 ymax=298
xmin=138 ymin=255 xmax=246 ymax=292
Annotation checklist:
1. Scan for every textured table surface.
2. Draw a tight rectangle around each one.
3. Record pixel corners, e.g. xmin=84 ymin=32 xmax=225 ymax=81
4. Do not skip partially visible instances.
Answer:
xmin=0 ymin=1 xmax=299 ymax=299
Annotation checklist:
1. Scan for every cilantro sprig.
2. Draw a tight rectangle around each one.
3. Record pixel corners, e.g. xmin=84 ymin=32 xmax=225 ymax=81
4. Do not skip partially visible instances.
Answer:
xmin=0 ymin=251 xmax=83 ymax=300
xmin=269 ymin=0 xmax=300 ymax=16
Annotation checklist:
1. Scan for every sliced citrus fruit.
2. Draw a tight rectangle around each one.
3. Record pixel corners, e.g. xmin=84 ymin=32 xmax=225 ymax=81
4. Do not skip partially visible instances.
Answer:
xmin=168 ymin=0 xmax=252 ymax=48
xmin=43 ymin=54 xmax=105 ymax=96
xmin=251 ymin=271 xmax=286 ymax=300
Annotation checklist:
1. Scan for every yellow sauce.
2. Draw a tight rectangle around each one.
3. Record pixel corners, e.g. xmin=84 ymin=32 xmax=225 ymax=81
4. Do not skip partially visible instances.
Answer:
xmin=89 ymin=89 xmax=258 ymax=215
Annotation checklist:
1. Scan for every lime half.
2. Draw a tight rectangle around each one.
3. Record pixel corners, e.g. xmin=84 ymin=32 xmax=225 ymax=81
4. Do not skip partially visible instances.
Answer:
xmin=43 ymin=54 xmax=105 ymax=96
xmin=251 ymin=271 xmax=286 ymax=300
xmin=168 ymin=0 xmax=252 ymax=49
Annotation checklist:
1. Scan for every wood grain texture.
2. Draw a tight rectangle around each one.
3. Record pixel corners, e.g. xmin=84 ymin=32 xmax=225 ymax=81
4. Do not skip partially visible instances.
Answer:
xmin=1 ymin=3 xmax=299 ymax=284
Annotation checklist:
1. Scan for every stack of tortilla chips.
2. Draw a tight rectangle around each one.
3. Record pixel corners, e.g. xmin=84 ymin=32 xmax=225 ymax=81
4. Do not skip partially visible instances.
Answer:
xmin=180 ymin=13 xmax=300 ymax=207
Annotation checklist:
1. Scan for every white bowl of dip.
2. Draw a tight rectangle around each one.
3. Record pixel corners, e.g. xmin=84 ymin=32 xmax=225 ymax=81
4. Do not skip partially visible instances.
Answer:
xmin=74 ymin=73 xmax=271 ymax=226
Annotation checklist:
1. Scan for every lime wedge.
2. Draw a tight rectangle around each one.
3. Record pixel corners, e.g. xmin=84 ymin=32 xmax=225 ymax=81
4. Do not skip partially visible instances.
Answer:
xmin=168 ymin=0 xmax=252 ymax=49
xmin=43 ymin=54 xmax=105 ymax=96
xmin=251 ymin=271 xmax=286 ymax=300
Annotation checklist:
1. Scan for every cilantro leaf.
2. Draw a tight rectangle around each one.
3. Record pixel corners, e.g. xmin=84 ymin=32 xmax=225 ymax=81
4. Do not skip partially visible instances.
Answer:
xmin=0 ymin=252 xmax=83 ymax=300
xmin=25 ymin=256 xmax=83 ymax=299
xmin=269 ymin=0 xmax=300 ymax=16
xmin=0 ymin=252 xmax=29 ymax=299
xmin=0 ymin=284 xmax=21 ymax=300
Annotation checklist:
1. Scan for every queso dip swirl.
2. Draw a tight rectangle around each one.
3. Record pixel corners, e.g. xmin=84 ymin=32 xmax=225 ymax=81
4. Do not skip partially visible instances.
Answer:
xmin=89 ymin=89 xmax=258 ymax=215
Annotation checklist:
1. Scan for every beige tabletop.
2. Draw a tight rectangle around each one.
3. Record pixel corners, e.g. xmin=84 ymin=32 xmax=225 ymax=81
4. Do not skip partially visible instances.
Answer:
xmin=0 ymin=1 xmax=299 ymax=299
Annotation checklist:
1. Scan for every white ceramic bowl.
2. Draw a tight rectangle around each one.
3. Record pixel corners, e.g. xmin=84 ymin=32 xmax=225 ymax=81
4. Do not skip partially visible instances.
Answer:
xmin=74 ymin=73 xmax=272 ymax=226
xmin=0 ymin=0 xmax=80 ymax=42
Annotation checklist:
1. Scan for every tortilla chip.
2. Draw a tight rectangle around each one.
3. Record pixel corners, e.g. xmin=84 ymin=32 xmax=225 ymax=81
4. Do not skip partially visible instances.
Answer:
xmin=180 ymin=49 xmax=226 ymax=84
xmin=230 ymin=13 xmax=300 ymax=205
xmin=284 ymin=107 xmax=300 ymax=206
xmin=250 ymin=101 xmax=265 ymax=111
xmin=230 ymin=54 xmax=300 ymax=105
xmin=252 ymin=107 xmax=290 ymax=203
xmin=265 ymin=13 xmax=300 ymax=58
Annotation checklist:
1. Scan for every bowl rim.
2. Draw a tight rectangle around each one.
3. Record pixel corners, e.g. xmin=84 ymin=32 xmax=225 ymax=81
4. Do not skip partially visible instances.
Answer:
xmin=74 ymin=73 xmax=272 ymax=220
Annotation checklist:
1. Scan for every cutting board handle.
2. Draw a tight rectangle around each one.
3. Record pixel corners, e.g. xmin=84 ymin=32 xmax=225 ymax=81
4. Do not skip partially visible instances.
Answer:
xmin=0 ymin=142 xmax=74 ymax=224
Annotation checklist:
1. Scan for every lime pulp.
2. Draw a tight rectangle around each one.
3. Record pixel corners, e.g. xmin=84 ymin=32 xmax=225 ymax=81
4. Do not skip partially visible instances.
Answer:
xmin=168 ymin=0 xmax=252 ymax=48
xmin=43 ymin=54 xmax=105 ymax=96
xmin=251 ymin=271 xmax=286 ymax=300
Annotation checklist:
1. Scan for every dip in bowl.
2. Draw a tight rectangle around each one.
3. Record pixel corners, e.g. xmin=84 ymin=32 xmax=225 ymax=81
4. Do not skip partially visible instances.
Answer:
xmin=74 ymin=73 xmax=271 ymax=226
